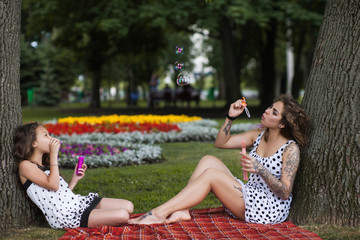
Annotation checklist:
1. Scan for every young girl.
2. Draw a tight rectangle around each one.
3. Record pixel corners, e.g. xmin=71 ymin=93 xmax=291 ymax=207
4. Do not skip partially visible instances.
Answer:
xmin=13 ymin=122 xmax=134 ymax=229
xmin=130 ymin=94 xmax=310 ymax=225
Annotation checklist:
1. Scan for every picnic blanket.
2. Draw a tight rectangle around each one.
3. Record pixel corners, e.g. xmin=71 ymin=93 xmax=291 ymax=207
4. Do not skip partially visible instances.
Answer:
xmin=59 ymin=207 xmax=322 ymax=239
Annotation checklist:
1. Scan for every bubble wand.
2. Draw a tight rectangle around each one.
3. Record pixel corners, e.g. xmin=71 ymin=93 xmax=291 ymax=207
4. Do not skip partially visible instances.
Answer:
xmin=241 ymin=97 xmax=251 ymax=118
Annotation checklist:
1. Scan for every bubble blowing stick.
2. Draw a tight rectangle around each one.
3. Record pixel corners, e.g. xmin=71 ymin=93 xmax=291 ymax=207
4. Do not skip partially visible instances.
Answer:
xmin=242 ymin=141 xmax=248 ymax=181
xmin=241 ymin=97 xmax=251 ymax=118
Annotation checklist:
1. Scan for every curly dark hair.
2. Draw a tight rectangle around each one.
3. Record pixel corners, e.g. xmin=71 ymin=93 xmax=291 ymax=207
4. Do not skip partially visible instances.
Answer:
xmin=13 ymin=122 xmax=50 ymax=170
xmin=264 ymin=94 xmax=311 ymax=148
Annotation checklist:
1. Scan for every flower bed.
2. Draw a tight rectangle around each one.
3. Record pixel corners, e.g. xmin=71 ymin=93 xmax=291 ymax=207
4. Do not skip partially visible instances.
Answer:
xmin=52 ymin=114 xmax=260 ymax=168
xmin=57 ymin=114 xmax=202 ymax=124
xmin=45 ymin=122 xmax=181 ymax=136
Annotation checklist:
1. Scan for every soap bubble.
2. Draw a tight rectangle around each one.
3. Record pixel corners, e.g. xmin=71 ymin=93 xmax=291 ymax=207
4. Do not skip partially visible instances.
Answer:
xmin=174 ymin=61 xmax=184 ymax=71
xmin=175 ymin=45 xmax=184 ymax=55
xmin=177 ymin=72 xmax=191 ymax=86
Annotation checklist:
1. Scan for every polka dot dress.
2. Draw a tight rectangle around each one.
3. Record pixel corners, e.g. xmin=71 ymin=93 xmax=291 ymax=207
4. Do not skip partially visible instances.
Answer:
xmin=24 ymin=170 xmax=99 ymax=229
xmin=242 ymin=131 xmax=295 ymax=224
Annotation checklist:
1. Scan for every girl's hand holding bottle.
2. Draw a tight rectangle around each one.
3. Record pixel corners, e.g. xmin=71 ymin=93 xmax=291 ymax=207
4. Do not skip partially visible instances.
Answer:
xmin=72 ymin=163 xmax=87 ymax=180
xmin=68 ymin=162 xmax=87 ymax=190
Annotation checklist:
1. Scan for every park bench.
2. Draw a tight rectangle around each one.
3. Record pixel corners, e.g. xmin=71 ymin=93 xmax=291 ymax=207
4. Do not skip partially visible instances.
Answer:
xmin=148 ymin=86 xmax=200 ymax=108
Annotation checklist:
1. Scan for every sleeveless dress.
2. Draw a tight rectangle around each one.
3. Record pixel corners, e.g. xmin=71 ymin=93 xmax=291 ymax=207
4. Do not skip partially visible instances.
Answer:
xmin=228 ymin=131 xmax=296 ymax=224
xmin=23 ymin=167 xmax=102 ymax=229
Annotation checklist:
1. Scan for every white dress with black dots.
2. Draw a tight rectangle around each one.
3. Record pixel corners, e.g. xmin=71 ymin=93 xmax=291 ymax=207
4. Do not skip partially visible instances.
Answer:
xmin=24 ymin=170 xmax=100 ymax=229
xmin=230 ymin=131 xmax=296 ymax=224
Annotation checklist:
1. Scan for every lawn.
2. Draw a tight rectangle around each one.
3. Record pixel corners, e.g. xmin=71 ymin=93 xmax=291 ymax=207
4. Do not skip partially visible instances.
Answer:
xmin=2 ymin=105 xmax=359 ymax=240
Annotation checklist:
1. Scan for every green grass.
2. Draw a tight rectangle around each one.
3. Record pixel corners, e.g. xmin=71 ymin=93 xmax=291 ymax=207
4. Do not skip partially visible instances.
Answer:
xmin=4 ymin=141 xmax=360 ymax=240
xmin=60 ymin=142 xmax=241 ymax=214
xmin=3 ymin=104 xmax=359 ymax=240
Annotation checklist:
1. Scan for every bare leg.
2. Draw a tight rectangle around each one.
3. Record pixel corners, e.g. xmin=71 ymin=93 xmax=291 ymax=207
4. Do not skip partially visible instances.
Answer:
xmin=166 ymin=155 xmax=235 ymax=224
xmin=132 ymin=168 xmax=245 ymax=225
xmin=87 ymin=198 xmax=134 ymax=227
xmin=88 ymin=208 xmax=130 ymax=227
xmin=95 ymin=198 xmax=134 ymax=214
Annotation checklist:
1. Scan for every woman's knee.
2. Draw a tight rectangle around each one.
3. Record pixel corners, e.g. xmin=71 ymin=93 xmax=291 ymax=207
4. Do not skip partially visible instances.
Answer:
xmin=199 ymin=155 xmax=222 ymax=166
xmin=201 ymin=168 xmax=223 ymax=181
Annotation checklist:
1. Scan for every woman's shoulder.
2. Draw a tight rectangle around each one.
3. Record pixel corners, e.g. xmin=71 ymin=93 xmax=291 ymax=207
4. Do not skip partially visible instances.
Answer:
xmin=282 ymin=141 xmax=300 ymax=159
xmin=248 ymin=128 xmax=264 ymax=141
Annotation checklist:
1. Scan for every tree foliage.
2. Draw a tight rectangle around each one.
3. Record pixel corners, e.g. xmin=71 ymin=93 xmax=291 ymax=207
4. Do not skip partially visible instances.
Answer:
xmin=20 ymin=0 xmax=325 ymax=107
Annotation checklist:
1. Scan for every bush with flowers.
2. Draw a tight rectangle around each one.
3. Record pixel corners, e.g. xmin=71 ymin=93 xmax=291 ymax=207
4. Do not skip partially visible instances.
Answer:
xmin=50 ymin=114 xmax=259 ymax=168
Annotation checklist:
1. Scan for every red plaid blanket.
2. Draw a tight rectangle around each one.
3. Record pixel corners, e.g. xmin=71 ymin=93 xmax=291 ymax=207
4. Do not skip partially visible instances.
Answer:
xmin=60 ymin=207 xmax=322 ymax=239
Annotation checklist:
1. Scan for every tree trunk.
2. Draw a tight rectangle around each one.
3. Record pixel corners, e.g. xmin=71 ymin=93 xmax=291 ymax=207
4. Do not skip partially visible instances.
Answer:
xmin=289 ymin=0 xmax=360 ymax=226
xmin=89 ymin=65 xmax=102 ymax=108
xmin=291 ymin=24 xmax=306 ymax=99
xmin=219 ymin=16 xmax=240 ymax=106
xmin=0 ymin=0 xmax=43 ymax=230
xmin=259 ymin=18 xmax=277 ymax=107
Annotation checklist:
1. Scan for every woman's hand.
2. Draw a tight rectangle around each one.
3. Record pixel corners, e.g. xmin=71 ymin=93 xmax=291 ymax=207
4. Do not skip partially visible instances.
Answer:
xmin=228 ymin=99 xmax=246 ymax=118
xmin=239 ymin=152 xmax=264 ymax=174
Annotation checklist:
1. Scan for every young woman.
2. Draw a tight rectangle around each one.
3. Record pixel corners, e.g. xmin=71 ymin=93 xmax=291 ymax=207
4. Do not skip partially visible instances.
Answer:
xmin=13 ymin=122 xmax=134 ymax=229
xmin=130 ymin=94 xmax=310 ymax=225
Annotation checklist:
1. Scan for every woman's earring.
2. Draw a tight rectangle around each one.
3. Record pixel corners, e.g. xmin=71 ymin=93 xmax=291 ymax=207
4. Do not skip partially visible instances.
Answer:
xmin=279 ymin=124 xmax=283 ymax=128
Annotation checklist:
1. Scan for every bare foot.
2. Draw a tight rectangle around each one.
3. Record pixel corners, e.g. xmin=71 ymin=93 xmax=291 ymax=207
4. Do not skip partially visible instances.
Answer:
xmin=128 ymin=216 xmax=141 ymax=224
xmin=131 ymin=210 xmax=166 ymax=225
xmin=165 ymin=210 xmax=191 ymax=224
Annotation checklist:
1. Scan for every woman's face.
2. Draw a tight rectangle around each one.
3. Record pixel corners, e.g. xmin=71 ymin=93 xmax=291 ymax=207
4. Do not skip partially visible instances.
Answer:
xmin=261 ymin=101 xmax=284 ymax=129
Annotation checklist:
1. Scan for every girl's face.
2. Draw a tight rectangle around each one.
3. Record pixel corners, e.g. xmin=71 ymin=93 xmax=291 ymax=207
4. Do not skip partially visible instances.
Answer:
xmin=261 ymin=101 xmax=284 ymax=129
xmin=33 ymin=126 xmax=52 ymax=153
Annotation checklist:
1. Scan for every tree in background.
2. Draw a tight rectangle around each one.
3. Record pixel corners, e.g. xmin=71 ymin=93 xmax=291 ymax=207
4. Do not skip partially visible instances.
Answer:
xmin=289 ymin=0 xmax=360 ymax=226
xmin=20 ymin=0 xmax=325 ymax=108
xmin=21 ymin=4 xmax=79 ymax=107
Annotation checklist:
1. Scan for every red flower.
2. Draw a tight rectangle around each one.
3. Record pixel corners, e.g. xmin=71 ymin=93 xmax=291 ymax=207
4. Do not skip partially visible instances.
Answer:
xmin=45 ymin=122 xmax=181 ymax=136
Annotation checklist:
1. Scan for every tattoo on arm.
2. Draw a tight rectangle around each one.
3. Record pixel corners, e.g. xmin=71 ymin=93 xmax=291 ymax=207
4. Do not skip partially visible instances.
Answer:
xmin=223 ymin=122 xmax=232 ymax=135
xmin=283 ymin=143 xmax=300 ymax=193
xmin=255 ymin=143 xmax=300 ymax=200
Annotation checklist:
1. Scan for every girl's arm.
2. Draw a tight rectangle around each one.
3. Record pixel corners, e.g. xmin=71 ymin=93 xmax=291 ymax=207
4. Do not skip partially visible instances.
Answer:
xmin=19 ymin=161 xmax=59 ymax=191
xmin=68 ymin=163 xmax=87 ymax=190
xmin=240 ymin=142 xmax=300 ymax=200
xmin=19 ymin=138 xmax=61 ymax=191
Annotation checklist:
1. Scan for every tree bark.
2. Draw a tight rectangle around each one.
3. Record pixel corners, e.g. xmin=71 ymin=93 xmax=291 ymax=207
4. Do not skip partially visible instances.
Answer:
xmin=0 ymin=0 xmax=43 ymax=230
xmin=219 ymin=16 xmax=240 ymax=106
xmin=289 ymin=0 xmax=360 ymax=226
xmin=259 ymin=18 xmax=277 ymax=107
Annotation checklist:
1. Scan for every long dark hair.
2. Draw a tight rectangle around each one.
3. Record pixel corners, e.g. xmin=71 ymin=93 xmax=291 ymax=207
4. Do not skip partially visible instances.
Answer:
xmin=265 ymin=94 xmax=311 ymax=148
xmin=13 ymin=122 xmax=50 ymax=170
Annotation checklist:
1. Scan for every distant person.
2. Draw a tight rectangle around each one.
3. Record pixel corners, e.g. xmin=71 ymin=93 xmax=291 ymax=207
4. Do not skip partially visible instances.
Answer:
xmin=149 ymin=73 xmax=159 ymax=92
xmin=163 ymin=84 xmax=172 ymax=106
xmin=130 ymin=94 xmax=310 ymax=225
xmin=13 ymin=122 xmax=134 ymax=229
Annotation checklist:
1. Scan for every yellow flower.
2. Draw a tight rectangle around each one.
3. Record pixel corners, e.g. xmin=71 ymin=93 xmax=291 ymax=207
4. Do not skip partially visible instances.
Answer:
xmin=58 ymin=114 xmax=202 ymax=124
